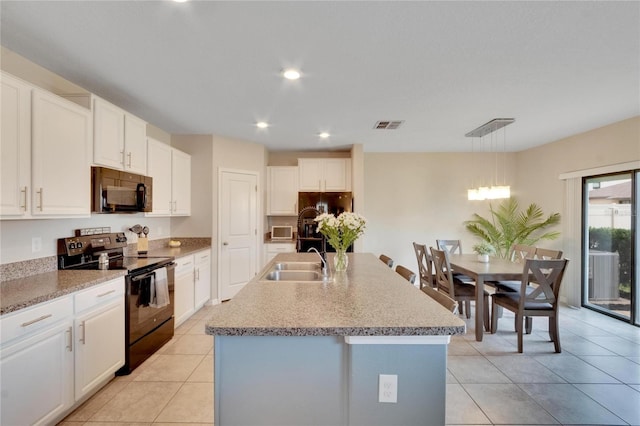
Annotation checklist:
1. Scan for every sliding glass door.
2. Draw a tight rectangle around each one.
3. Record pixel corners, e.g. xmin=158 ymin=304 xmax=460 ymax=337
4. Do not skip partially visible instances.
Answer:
xmin=583 ymin=171 xmax=638 ymax=325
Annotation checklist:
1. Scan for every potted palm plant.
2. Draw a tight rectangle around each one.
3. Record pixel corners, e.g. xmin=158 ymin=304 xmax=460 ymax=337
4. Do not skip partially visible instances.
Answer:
xmin=465 ymin=198 xmax=560 ymax=260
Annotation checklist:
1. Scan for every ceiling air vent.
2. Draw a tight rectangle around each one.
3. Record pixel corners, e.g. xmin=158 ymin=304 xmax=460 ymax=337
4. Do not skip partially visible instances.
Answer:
xmin=374 ymin=120 xmax=404 ymax=130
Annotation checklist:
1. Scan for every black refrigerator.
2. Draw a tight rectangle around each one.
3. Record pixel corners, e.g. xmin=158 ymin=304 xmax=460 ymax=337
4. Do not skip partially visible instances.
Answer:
xmin=296 ymin=192 xmax=354 ymax=253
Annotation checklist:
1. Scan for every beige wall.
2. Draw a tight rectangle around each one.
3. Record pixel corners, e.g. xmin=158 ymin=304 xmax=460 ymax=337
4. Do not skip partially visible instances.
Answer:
xmin=516 ymin=116 xmax=640 ymax=217
xmin=171 ymin=135 xmax=214 ymax=238
xmin=362 ymin=152 xmax=517 ymax=270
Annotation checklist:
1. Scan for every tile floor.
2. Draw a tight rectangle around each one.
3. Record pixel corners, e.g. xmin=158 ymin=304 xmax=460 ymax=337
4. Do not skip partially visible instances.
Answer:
xmin=59 ymin=304 xmax=640 ymax=426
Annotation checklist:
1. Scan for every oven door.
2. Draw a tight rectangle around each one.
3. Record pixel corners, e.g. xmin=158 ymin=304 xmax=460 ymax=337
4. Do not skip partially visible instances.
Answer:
xmin=127 ymin=264 xmax=175 ymax=345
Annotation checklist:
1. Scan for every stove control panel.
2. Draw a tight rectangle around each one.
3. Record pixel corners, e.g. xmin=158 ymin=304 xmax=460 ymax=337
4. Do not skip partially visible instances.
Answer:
xmin=61 ymin=232 xmax=128 ymax=257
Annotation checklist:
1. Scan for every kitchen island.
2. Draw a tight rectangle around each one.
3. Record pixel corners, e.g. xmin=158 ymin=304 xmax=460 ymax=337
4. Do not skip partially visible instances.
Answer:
xmin=206 ymin=253 xmax=465 ymax=426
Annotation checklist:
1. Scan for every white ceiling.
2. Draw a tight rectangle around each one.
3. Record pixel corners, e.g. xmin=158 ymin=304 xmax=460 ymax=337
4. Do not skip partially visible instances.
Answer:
xmin=1 ymin=1 xmax=638 ymax=152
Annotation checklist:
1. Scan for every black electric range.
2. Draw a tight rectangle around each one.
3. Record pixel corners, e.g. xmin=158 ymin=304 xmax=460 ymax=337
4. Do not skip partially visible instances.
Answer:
xmin=58 ymin=231 xmax=176 ymax=375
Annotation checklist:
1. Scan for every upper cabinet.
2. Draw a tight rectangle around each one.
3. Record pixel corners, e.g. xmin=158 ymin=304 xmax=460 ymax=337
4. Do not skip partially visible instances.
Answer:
xmin=93 ymin=97 xmax=147 ymax=175
xmin=267 ymin=166 xmax=298 ymax=215
xmin=1 ymin=72 xmax=91 ymax=219
xmin=146 ymin=138 xmax=191 ymax=217
xmin=1 ymin=72 xmax=32 ymax=217
xmin=32 ymin=89 xmax=91 ymax=216
xmin=298 ymin=158 xmax=351 ymax=192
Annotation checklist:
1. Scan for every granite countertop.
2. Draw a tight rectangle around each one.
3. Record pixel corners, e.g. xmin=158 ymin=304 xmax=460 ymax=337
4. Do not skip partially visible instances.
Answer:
xmin=0 ymin=238 xmax=211 ymax=316
xmin=205 ymin=252 xmax=466 ymax=337
xmin=129 ymin=239 xmax=212 ymax=258
xmin=1 ymin=269 xmax=127 ymax=316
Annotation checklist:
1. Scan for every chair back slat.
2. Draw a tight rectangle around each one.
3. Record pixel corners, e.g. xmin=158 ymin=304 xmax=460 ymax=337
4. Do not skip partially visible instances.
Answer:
xmin=436 ymin=239 xmax=463 ymax=255
xmin=422 ymin=286 xmax=458 ymax=313
xmin=395 ymin=265 xmax=416 ymax=284
xmin=521 ymin=259 xmax=569 ymax=307
xmin=430 ymin=247 xmax=455 ymax=298
xmin=379 ymin=254 xmax=394 ymax=268
xmin=511 ymin=244 xmax=536 ymax=262
xmin=412 ymin=242 xmax=433 ymax=289
xmin=535 ymin=248 xmax=563 ymax=260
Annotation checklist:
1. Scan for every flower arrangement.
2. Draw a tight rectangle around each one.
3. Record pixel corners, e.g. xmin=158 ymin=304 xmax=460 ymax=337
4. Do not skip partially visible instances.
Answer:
xmin=314 ymin=212 xmax=366 ymax=271
xmin=472 ymin=241 xmax=495 ymax=255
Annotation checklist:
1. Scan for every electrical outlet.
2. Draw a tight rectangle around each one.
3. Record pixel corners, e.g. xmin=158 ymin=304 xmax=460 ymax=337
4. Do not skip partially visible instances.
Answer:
xmin=378 ymin=374 xmax=398 ymax=403
xmin=32 ymin=237 xmax=42 ymax=253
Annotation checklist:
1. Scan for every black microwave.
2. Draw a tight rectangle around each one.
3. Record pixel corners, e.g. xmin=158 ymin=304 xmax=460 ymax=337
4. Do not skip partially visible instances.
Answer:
xmin=92 ymin=166 xmax=153 ymax=213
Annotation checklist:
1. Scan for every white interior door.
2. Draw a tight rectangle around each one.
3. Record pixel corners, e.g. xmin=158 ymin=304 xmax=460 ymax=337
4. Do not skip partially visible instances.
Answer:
xmin=219 ymin=170 xmax=258 ymax=301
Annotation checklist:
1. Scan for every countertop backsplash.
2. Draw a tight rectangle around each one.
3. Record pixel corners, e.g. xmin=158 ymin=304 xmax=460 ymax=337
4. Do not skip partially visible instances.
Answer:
xmin=1 ymin=237 xmax=212 ymax=282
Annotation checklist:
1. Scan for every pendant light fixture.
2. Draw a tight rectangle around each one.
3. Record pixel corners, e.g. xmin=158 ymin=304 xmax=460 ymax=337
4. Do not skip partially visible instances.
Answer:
xmin=466 ymin=118 xmax=514 ymax=201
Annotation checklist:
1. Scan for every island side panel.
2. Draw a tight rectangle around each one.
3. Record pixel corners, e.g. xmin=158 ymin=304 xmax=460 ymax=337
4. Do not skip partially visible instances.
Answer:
xmin=348 ymin=343 xmax=447 ymax=426
xmin=214 ymin=335 xmax=347 ymax=426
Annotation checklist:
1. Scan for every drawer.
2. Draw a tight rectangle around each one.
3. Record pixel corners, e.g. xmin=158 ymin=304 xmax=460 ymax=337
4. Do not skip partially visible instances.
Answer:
xmin=195 ymin=250 xmax=211 ymax=264
xmin=1 ymin=295 xmax=73 ymax=345
xmin=268 ymin=244 xmax=296 ymax=253
xmin=74 ymin=277 xmax=125 ymax=313
xmin=175 ymin=255 xmax=194 ymax=274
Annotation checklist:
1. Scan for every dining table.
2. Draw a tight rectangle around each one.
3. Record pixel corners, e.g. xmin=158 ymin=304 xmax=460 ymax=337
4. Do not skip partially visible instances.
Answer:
xmin=448 ymin=253 xmax=526 ymax=341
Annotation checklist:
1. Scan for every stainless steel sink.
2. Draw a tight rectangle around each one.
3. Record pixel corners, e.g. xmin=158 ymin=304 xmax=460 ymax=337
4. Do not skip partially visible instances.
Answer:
xmin=272 ymin=262 xmax=322 ymax=271
xmin=259 ymin=262 xmax=332 ymax=282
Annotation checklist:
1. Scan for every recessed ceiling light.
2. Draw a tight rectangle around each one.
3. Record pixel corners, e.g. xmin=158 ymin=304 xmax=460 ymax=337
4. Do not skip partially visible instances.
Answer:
xmin=283 ymin=69 xmax=301 ymax=80
xmin=256 ymin=121 xmax=269 ymax=129
xmin=318 ymin=132 xmax=330 ymax=139
xmin=173 ymin=0 xmax=188 ymax=3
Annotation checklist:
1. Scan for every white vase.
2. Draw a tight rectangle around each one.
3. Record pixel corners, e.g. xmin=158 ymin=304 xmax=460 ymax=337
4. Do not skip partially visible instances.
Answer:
xmin=477 ymin=254 xmax=489 ymax=263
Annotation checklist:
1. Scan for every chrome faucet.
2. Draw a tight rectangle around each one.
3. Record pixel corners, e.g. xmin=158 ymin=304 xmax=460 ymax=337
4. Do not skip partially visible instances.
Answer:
xmin=307 ymin=247 xmax=328 ymax=276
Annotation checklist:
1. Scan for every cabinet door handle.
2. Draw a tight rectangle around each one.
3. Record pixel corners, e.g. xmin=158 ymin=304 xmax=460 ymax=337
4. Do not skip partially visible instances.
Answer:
xmin=20 ymin=313 xmax=52 ymax=327
xmin=36 ymin=188 xmax=43 ymax=211
xmin=97 ymin=289 xmax=116 ymax=298
xmin=127 ymin=152 xmax=132 ymax=168
xmin=80 ymin=321 xmax=86 ymax=344
xmin=66 ymin=326 xmax=73 ymax=352
xmin=120 ymin=150 xmax=125 ymax=165
xmin=21 ymin=186 xmax=28 ymax=211
xmin=223 ymin=242 xmax=229 ymax=246
xmin=169 ymin=200 xmax=173 ymax=212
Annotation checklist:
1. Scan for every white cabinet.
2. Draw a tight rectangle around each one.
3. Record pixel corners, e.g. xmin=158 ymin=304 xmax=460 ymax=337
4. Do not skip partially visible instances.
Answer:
xmin=267 ymin=166 xmax=298 ymax=215
xmin=1 ymin=73 xmax=91 ymax=219
xmin=298 ymin=158 xmax=351 ymax=192
xmin=0 ymin=72 xmax=31 ymax=217
xmin=264 ymin=243 xmax=296 ymax=267
xmin=93 ymin=97 xmax=147 ymax=175
xmin=0 ymin=296 xmax=74 ymax=426
xmin=73 ymin=278 xmax=125 ymax=400
xmin=174 ymin=255 xmax=195 ymax=327
xmin=194 ymin=250 xmax=212 ymax=309
xmin=31 ymin=88 xmax=91 ymax=216
xmin=146 ymin=138 xmax=191 ymax=217
xmin=171 ymin=148 xmax=191 ymax=216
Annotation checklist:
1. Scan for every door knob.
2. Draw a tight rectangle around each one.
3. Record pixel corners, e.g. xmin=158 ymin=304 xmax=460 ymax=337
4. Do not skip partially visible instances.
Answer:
xmin=223 ymin=242 xmax=229 ymax=246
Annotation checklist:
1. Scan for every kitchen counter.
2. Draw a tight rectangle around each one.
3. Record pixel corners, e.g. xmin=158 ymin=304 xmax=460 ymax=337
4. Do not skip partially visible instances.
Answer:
xmin=206 ymin=252 xmax=465 ymax=336
xmin=207 ymin=252 xmax=465 ymax=426
xmin=0 ymin=269 xmax=126 ymax=315
xmin=0 ymin=237 xmax=211 ymax=316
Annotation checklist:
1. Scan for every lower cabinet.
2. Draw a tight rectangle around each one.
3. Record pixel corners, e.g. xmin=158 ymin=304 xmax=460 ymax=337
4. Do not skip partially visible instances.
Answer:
xmin=174 ymin=255 xmax=196 ymax=327
xmin=73 ymin=278 xmax=125 ymax=400
xmin=0 ymin=277 xmax=125 ymax=426
xmin=174 ymin=249 xmax=212 ymax=327
xmin=194 ymin=249 xmax=212 ymax=310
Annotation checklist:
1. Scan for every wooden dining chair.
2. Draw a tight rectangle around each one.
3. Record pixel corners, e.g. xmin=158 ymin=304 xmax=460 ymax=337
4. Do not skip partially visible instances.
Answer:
xmin=435 ymin=239 xmax=474 ymax=285
xmin=412 ymin=242 xmax=434 ymax=289
xmin=395 ymin=265 xmax=416 ymax=284
xmin=430 ymin=247 xmax=490 ymax=330
xmin=422 ymin=285 xmax=458 ymax=314
xmin=490 ymin=244 xmax=537 ymax=292
xmin=535 ymin=247 xmax=563 ymax=260
xmin=379 ymin=254 xmax=394 ymax=268
xmin=491 ymin=258 xmax=569 ymax=353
